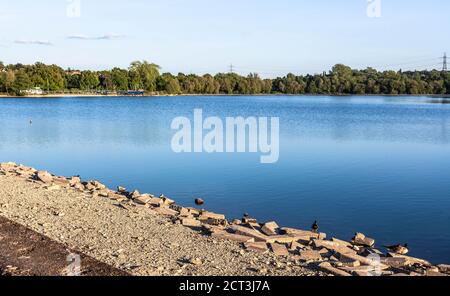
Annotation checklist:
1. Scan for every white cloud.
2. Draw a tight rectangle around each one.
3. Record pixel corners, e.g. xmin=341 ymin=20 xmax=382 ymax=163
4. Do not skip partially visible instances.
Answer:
xmin=67 ymin=33 xmax=126 ymax=40
xmin=14 ymin=39 xmax=53 ymax=46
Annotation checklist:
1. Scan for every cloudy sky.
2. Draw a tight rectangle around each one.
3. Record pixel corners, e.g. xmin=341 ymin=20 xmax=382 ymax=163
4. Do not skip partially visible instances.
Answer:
xmin=0 ymin=0 xmax=449 ymax=76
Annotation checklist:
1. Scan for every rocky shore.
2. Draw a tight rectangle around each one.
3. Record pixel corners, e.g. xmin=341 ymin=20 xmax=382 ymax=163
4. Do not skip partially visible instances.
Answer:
xmin=0 ymin=162 xmax=449 ymax=277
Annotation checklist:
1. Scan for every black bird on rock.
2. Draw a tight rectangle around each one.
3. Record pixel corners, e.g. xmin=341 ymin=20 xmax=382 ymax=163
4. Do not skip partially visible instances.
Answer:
xmin=384 ymin=244 xmax=409 ymax=255
xmin=311 ymin=221 xmax=319 ymax=233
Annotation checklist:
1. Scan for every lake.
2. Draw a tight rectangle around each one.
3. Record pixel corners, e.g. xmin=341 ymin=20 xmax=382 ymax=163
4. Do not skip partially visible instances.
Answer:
xmin=0 ymin=95 xmax=449 ymax=264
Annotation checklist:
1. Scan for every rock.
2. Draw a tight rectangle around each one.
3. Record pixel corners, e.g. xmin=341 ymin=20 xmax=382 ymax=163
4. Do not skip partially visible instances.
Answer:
xmin=69 ymin=176 xmax=81 ymax=186
xmin=281 ymin=227 xmax=326 ymax=240
xmin=0 ymin=162 xmax=17 ymax=171
xmin=134 ymin=194 xmax=152 ymax=205
xmin=117 ymin=254 xmax=127 ymax=260
xmin=189 ymin=258 xmax=203 ymax=266
xmin=313 ymin=240 xmax=357 ymax=255
xmin=73 ymin=183 xmax=85 ymax=191
xmin=178 ymin=207 xmax=191 ymax=217
xmin=117 ymin=186 xmax=127 ymax=193
xmin=36 ymin=171 xmax=53 ymax=184
xmin=425 ymin=270 xmax=448 ymax=277
xmin=52 ymin=177 xmax=70 ymax=187
xmin=340 ymin=259 xmax=361 ymax=268
xmin=298 ymin=250 xmax=323 ymax=261
xmin=331 ymin=238 xmax=353 ymax=248
xmin=380 ymin=257 xmax=408 ymax=268
xmin=339 ymin=252 xmax=388 ymax=269
xmin=352 ymin=233 xmax=375 ymax=248
xmin=267 ymin=235 xmax=312 ymax=244
xmin=199 ymin=211 xmax=226 ymax=221
xmin=161 ymin=197 xmax=175 ymax=206
xmin=203 ymin=218 xmax=228 ymax=227
xmin=269 ymin=243 xmax=289 ymax=257
xmin=186 ymin=208 xmax=201 ymax=216
xmin=130 ymin=190 xmax=140 ymax=199
xmin=231 ymin=225 xmax=309 ymax=244
xmin=318 ymin=262 xmax=352 ymax=277
xmin=387 ymin=253 xmax=432 ymax=267
xmin=148 ymin=198 xmax=163 ymax=207
xmin=181 ymin=218 xmax=202 ymax=228
xmin=231 ymin=225 xmax=268 ymax=242
xmin=231 ymin=219 xmax=242 ymax=225
xmin=153 ymin=207 xmax=178 ymax=217
xmin=92 ymin=181 xmax=106 ymax=190
xmin=289 ymin=241 xmax=303 ymax=252
xmin=211 ymin=229 xmax=255 ymax=243
xmin=244 ymin=242 xmax=269 ymax=253
xmin=438 ymin=264 xmax=450 ymax=273
xmin=85 ymin=182 xmax=96 ymax=191
xmin=97 ymin=190 xmax=109 ymax=198
xmin=261 ymin=221 xmax=279 ymax=236
xmin=242 ymin=216 xmax=258 ymax=224
xmin=195 ymin=198 xmax=205 ymax=206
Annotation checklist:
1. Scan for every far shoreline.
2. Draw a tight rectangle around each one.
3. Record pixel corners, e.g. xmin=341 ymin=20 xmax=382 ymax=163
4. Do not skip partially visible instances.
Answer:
xmin=1 ymin=93 xmax=450 ymax=99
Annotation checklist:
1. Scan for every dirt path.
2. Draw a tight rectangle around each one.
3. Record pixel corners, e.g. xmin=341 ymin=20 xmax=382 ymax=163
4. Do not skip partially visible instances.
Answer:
xmin=0 ymin=167 xmax=322 ymax=276
xmin=0 ymin=216 xmax=128 ymax=276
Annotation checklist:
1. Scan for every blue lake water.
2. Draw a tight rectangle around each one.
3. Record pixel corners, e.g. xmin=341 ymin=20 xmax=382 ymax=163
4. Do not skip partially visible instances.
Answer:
xmin=0 ymin=95 xmax=449 ymax=264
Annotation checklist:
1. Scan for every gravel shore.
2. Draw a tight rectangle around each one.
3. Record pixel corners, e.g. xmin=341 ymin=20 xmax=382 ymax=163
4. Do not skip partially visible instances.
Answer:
xmin=0 ymin=165 xmax=324 ymax=276
xmin=2 ymin=162 xmax=448 ymax=277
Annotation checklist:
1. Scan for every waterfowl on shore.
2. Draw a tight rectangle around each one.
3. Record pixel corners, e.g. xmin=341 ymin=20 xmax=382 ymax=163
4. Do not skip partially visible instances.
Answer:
xmin=311 ymin=221 xmax=319 ymax=233
xmin=385 ymin=244 xmax=409 ymax=255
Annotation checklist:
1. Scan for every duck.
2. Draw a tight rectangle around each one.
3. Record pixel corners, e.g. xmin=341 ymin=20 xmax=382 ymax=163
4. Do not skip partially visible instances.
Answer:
xmin=311 ymin=221 xmax=319 ymax=233
xmin=384 ymin=244 xmax=409 ymax=255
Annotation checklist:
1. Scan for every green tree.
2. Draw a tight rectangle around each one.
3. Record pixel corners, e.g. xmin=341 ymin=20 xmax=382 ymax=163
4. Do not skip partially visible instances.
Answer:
xmin=12 ymin=70 xmax=32 ymax=95
xmin=27 ymin=63 xmax=65 ymax=91
xmin=66 ymin=73 xmax=81 ymax=90
xmin=111 ymin=68 xmax=129 ymax=91
xmin=157 ymin=73 xmax=181 ymax=94
xmin=3 ymin=70 xmax=16 ymax=94
xmin=80 ymin=71 xmax=99 ymax=90
xmin=128 ymin=61 xmax=160 ymax=92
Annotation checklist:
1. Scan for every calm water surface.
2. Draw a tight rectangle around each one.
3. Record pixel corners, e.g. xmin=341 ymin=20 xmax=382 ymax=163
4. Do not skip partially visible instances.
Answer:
xmin=1 ymin=95 xmax=449 ymax=263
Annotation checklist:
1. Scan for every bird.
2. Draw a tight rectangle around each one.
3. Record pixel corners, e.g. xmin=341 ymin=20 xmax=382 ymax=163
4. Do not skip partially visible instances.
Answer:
xmin=29 ymin=119 xmax=33 ymax=125
xmin=384 ymin=244 xmax=409 ymax=255
xmin=311 ymin=221 xmax=319 ymax=233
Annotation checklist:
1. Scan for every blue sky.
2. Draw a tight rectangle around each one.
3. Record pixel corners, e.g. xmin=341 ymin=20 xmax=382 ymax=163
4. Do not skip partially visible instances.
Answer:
xmin=0 ymin=0 xmax=449 ymax=77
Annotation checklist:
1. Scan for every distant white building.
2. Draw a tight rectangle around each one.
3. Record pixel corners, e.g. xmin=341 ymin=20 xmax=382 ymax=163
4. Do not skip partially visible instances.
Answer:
xmin=23 ymin=87 xmax=44 ymax=95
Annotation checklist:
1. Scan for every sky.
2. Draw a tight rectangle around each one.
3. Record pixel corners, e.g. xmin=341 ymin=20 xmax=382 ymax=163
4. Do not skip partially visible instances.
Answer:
xmin=0 ymin=0 xmax=449 ymax=77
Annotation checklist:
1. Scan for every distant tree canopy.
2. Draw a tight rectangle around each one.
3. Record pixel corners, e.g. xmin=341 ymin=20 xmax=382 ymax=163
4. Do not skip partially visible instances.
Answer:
xmin=0 ymin=60 xmax=449 ymax=96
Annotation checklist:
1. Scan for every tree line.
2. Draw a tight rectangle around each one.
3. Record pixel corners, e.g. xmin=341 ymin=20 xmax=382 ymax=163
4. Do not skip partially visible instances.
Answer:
xmin=1 ymin=61 xmax=449 ymax=96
